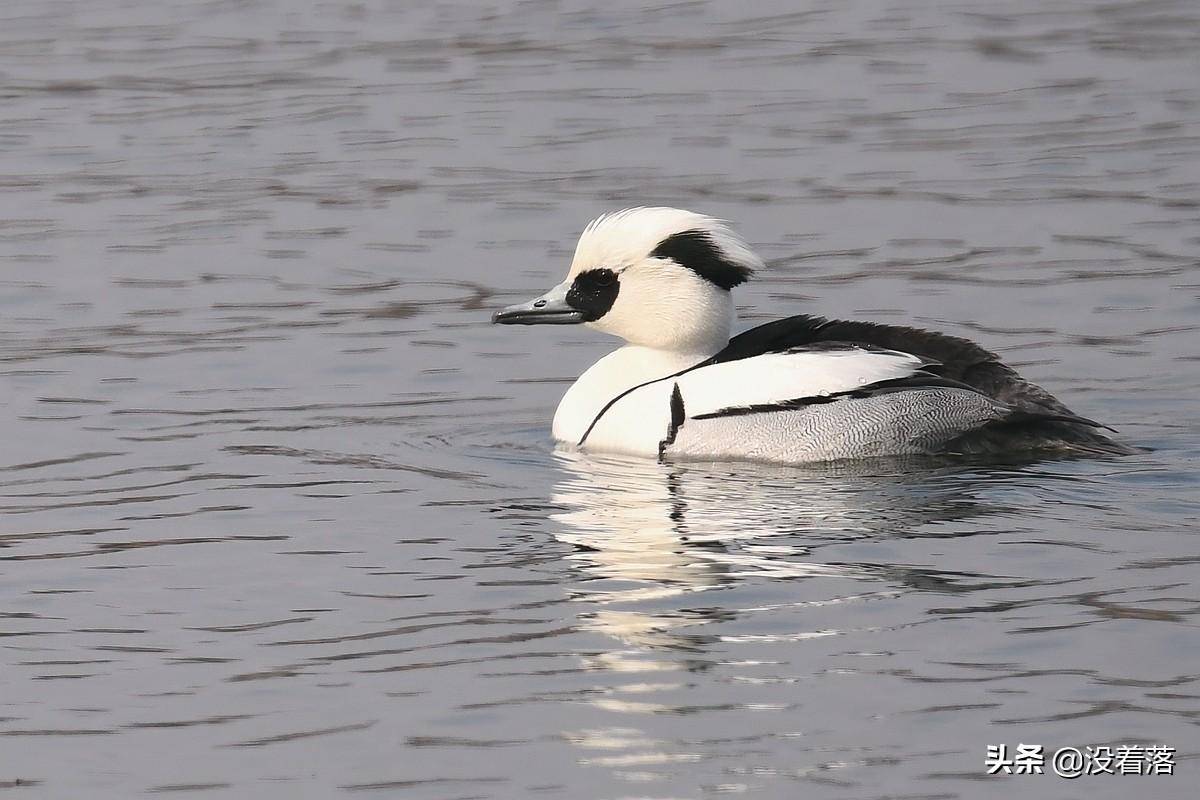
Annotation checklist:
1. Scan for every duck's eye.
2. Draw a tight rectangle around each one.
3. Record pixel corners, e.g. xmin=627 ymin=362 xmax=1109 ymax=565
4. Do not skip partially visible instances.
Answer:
xmin=566 ymin=268 xmax=620 ymax=321
xmin=586 ymin=268 xmax=616 ymax=287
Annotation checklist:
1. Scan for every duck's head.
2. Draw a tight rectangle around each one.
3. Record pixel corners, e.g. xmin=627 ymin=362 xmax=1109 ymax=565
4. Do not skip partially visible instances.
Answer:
xmin=492 ymin=207 xmax=763 ymax=353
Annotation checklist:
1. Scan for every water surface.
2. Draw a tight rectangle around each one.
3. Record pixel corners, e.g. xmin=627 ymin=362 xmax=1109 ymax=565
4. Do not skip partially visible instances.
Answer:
xmin=2 ymin=1 xmax=1198 ymax=797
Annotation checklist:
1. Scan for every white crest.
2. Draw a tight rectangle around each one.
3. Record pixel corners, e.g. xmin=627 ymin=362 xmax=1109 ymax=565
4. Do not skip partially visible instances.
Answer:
xmin=569 ymin=207 xmax=763 ymax=279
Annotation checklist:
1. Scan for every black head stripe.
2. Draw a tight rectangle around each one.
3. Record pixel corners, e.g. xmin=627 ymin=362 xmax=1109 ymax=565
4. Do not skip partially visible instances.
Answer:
xmin=566 ymin=268 xmax=619 ymax=321
xmin=649 ymin=229 xmax=752 ymax=290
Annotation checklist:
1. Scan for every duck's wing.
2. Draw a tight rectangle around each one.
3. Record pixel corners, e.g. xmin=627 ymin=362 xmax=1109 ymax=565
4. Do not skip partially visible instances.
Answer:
xmin=686 ymin=315 xmax=1128 ymax=457
xmin=677 ymin=344 xmax=937 ymax=418
xmin=657 ymin=345 xmax=1015 ymax=460
xmin=659 ymin=345 xmax=1112 ymax=462
xmin=713 ymin=315 xmax=1080 ymax=418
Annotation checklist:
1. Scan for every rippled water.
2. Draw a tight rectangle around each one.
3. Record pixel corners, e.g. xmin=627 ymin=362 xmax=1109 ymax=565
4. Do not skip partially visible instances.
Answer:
xmin=2 ymin=1 xmax=1198 ymax=797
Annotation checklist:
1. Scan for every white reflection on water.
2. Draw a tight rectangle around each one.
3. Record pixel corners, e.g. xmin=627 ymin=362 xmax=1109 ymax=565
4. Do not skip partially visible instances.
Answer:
xmin=552 ymin=451 xmax=1002 ymax=589
xmin=544 ymin=450 xmax=1070 ymax=784
xmin=547 ymin=450 xmax=1021 ymax=661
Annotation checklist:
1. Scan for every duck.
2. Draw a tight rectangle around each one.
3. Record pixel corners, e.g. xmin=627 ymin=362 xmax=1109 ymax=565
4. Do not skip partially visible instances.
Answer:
xmin=492 ymin=207 xmax=1128 ymax=463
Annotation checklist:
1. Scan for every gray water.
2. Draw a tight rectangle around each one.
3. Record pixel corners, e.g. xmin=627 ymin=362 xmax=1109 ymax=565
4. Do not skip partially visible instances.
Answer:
xmin=2 ymin=1 xmax=1198 ymax=798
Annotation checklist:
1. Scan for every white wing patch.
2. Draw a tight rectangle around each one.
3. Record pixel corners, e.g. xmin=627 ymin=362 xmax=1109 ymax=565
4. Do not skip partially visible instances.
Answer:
xmin=578 ymin=346 xmax=931 ymax=457
xmin=676 ymin=347 xmax=930 ymax=417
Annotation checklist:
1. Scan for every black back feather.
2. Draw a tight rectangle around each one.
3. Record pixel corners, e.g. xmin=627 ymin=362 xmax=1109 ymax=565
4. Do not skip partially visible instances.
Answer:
xmin=708 ymin=315 xmax=1127 ymax=452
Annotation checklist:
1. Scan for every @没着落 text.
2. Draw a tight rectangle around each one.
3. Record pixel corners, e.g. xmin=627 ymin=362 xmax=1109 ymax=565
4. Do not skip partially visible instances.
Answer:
xmin=985 ymin=744 xmax=1175 ymax=778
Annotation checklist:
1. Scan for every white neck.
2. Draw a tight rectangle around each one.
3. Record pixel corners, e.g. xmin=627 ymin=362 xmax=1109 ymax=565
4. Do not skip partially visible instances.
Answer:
xmin=552 ymin=342 xmax=722 ymax=446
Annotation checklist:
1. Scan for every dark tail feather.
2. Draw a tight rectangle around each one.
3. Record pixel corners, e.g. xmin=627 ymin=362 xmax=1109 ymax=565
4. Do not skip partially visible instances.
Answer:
xmin=999 ymin=409 xmax=1117 ymax=433
xmin=944 ymin=409 xmax=1135 ymax=456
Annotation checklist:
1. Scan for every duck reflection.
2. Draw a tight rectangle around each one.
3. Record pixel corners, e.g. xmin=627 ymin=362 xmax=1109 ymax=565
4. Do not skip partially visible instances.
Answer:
xmin=548 ymin=451 xmax=1016 ymax=652
xmin=541 ymin=451 xmax=1084 ymax=780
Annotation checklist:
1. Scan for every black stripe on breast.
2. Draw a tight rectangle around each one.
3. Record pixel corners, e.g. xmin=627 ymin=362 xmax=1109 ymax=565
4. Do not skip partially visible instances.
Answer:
xmin=578 ymin=361 xmax=710 ymax=446
xmin=578 ymin=372 xmax=679 ymax=446
xmin=658 ymin=384 xmax=686 ymax=458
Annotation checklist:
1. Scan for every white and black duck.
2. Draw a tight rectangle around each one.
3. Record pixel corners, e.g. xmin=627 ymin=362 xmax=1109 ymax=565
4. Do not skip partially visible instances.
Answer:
xmin=493 ymin=207 xmax=1128 ymax=463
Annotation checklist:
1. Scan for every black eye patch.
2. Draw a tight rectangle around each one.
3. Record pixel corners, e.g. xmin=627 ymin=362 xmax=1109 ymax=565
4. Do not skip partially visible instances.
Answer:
xmin=566 ymin=268 xmax=620 ymax=321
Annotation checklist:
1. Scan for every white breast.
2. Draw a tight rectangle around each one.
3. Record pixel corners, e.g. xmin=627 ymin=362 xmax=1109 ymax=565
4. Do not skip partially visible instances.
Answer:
xmin=552 ymin=345 xmax=709 ymax=455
